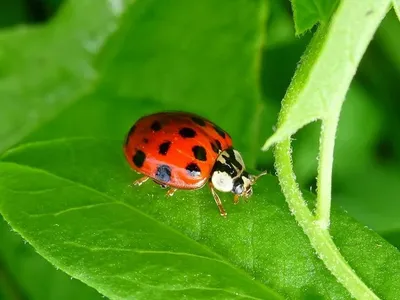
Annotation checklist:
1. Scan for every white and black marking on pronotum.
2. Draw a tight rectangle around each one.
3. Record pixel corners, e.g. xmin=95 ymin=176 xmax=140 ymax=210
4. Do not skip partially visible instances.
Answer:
xmin=210 ymin=148 xmax=254 ymax=197
xmin=222 ymin=148 xmax=243 ymax=171
xmin=211 ymin=170 xmax=234 ymax=192
xmin=212 ymin=160 xmax=237 ymax=177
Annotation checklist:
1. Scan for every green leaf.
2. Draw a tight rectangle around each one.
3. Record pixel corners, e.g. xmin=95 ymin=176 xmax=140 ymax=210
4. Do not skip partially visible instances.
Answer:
xmin=290 ymin=0 xmax=339 ymax=34
xmin=393 ymin=0 xmax=400 ymax=20
xmin=0 ymin=140 xmax=283 ymax=300
xmin=263 ymin=0 xmax=393 ymax=299
xmin=0 ymin=0 xmax=272 ymax=297
xmin=378 ymin=9 xmax=400 ymax=74
xmin=0 ymin=0 xmax=399 ymax=298
xmin=1 ymin=138 xmax=400 ymax=299
xmin=262 ymin=0 xmax=390 ymax=151
xmin=265 ymin=0 xmax=297 ymax=48
xmin=0 ymin=0 xmax=130 ymax=154
xmin=0 ymin=220 xmax=102 ymax=300
xmin=381 ymin=230 xmax=400 ymax=249
xmin=0 ymin=0 xmax=27 ymax=28
xmin=23 ymin=0 xmax=266 ymax=169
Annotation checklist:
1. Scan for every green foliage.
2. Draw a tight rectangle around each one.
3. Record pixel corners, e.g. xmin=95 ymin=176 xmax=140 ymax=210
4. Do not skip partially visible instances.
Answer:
xmin=262 ymin=0 xmax=389 ymax=151
xmin=0 ymin=0 xmax=27 ymax=28
xmin=264 ymin=1 xmax=394 ymax=297
xmin=394 ymin=0 xmax=400 ymax=19
xmin=1 ymin=139 xmax=400 ymax=299
xmin=290 ymin=0 xmax=339 ymax=34
xmin=0 ymin=0 xmax=400 ymax=299
xmin=0 ymin=0 xmax=130 ymax=154
xmin=0 ymin=219 xmax=101 ymax=300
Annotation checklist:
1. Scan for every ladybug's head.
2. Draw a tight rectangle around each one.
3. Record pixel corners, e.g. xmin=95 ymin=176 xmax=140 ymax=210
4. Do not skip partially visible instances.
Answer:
xmin=211 ymin=148 xmax=267 ymax=198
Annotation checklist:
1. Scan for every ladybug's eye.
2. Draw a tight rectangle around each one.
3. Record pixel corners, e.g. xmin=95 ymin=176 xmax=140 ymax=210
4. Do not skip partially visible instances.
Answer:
xmin=232 ymin=177 xmax=244 ymax=195
xmin=233 ymin=184 xmax=243 ymax=195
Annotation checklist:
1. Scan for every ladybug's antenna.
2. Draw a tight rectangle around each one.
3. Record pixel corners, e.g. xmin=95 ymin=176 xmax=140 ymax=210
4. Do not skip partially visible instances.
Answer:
xmin=251 ymin=170 xmax=268 ymax=184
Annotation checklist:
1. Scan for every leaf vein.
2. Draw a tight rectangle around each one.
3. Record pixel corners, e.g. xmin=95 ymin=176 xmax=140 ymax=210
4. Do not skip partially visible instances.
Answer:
xmin=63 ymin=241 xmax=227 ymax=264
xmin=0 ymin=161 xmax=277 ymax=297
xmin=26 ymin=202 xmax=112 ymax=218
xmin=107 ymin=274 xmax=265 ymax=299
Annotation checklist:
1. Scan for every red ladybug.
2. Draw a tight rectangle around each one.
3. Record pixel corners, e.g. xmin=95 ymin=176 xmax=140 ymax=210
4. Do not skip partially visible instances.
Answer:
xmin=123 ymin=112 xmax=266 ymax=217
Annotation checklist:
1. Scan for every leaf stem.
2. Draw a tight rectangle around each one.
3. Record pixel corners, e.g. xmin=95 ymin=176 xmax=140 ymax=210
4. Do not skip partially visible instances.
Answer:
xmin=274 ymin=139 xmax=380 ymax=300
xmin=315 ymin=111 xmax=340 ymax=229
xmin=265 ymin=1 xmax=392 ymax=298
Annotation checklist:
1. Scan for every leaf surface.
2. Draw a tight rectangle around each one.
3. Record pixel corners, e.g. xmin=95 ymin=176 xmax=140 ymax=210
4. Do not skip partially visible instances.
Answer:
xmin=0 ymin=139 xmax=400 ymax=299
xmin=24 ymin=0 xmax=266 ymax=168
xmin=0 ymin=220 xmax=102 ymax=300
xmin=394 ymin=0 xmax=400 ymax=20
xmin=0 ymin=1 xmax=131 ymax=298
xmin=0 ymin=0 xmax=130 ymax=153
xmin=262 ymin=0 xmax=390 ymax=150
xmin=290 ymin=0 xmax=339 ymax=34
xmin=0 ymin=0 xmax=399 ymax=299
xmin=0 ymin=0 xmax=271 ymax=297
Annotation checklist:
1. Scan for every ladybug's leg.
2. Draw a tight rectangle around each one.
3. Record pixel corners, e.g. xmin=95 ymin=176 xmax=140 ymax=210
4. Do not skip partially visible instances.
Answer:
xmin=166 ymin=188 xmax=177 ymax=197
xmin=209 ymin=183 xmax=227 ymax=217
xmin=152 ymin=180 xmax=168 ymax=189
xmin=233 ymin=194 xmax=240 ymax=205
xmin=133 ymin=176 xmax=149 ymax=186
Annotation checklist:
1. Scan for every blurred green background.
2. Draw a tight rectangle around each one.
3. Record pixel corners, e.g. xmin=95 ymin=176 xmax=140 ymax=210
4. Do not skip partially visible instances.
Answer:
xmin=0 ymin=0 xmax=399 ymax=299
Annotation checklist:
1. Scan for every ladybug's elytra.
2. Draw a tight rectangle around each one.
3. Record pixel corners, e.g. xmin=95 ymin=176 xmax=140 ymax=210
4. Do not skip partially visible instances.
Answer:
xmin=123 ymin=112 xmax=266 ymax=217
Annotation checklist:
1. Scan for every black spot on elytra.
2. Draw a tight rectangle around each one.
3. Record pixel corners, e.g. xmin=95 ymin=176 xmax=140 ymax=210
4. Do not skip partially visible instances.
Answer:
xmin=128 ymin=125 xmax=136 ymax=136
xmin=159 ymin=141 xmax=171 ymax=155
xmin=186 ymin=163 xmax=201 ymax=177
xmin=216 ymin=140 xmax=222 ymax=150
xmin=155 ymin=165 xmax=171 ymax=182
xmin=151 ymin=120 xmax=162 ymax=131
xmin=211 ymin=142 xmax=219 ymax=154
xmin=125 ymin=125 xmax=136 ymax=144
xmin=143 ymin=138 xmax=149 ymax=144
xmin=191 ymin=116 xmax=206 ymax=126
xmin=192 ymin=145 xmax=207 ymax=161
xmin=179 ymin=127 xmax=197 ymax=138
xmin=213 ymin=125 xmax=226 ymax=138
xmin=132 ymin=150 xmax=146 ymax=168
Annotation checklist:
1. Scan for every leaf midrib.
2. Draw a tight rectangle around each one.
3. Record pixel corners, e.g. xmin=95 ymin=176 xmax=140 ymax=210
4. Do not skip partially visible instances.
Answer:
xmin=0 ymin=157 xmax=281 ymax=299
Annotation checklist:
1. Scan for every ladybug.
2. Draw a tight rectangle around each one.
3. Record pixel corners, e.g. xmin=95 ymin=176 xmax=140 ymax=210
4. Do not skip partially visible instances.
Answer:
xmin=123 ymin=112 xmax=266 ymax=217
